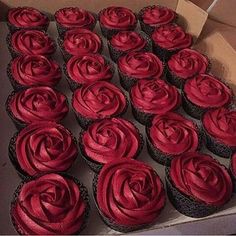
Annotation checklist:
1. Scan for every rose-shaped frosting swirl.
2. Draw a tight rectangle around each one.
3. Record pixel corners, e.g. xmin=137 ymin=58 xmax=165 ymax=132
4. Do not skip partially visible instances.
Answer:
xmin=82 ymin=118 xmax=141 ymax=164
xmin=170 ymin=152 xmax=232 ymax=206
xmin=11 ymin=30 xmax=55 ymax=56
xmin=202 ymin=107 xmax=236 ymax=146
xmin=110 ymin=31 xmax=146 ymax=52
xmin=231 ymin=152 xmax=236 ymax=176
xmin=130 ymin=78 xmax=181 ymax=114
xmin=16 ymin=122 xmax=78 ymax=176
xmin=168 ymin=49 xmax=209 ymax=79
xmin=152 ymin=24 xmax=192 ymax=50
xmin=184 ymin=74 xmax=233 ymax=108
xmin=66 ymin=54 xmax=113 ymax=84
xmin=11 ymin=55 xmax=61 ymax=87
xmin=72 ymin=81 xmax=126 ymax=119
xmin=118 ymin=51 xmax=163 ymax=79
xmin=99 ymin=6 xmax=137 ymax=30
xmin=9 ymin=86 xmax=68 ymax=124
xmin=55 ymin=7 xmax=95 ymax=28
xmin=63 ymin=28 xmax=102 ymax=56
xmin=11 ymin=173 xmax=87 ymax=234
xmin=149 ymin=112 xmax=199 ymax=154
xmin=8 ymin=7 xmax=49 ymax=28
xmin=97 ymin=159 xmax=165 ymax=226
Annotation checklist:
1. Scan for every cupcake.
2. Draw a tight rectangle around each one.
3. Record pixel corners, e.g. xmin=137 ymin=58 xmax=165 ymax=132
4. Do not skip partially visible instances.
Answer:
xmin=117 ymin=51 xmax=164 ymax=91
xmin=166 ymin=49 xmax=210 ymax=88
xmin=9 ymin=122 xmax=78 ymax=178
xmin=79 ymin=118 xmax=143 ymax=172
xmin=72 ymin=81 xmax=128 ymax=129
xmin=229 ymin=152 xmax=236 ymax=192
xmin=202 ymin=107 xmax=236 ymax=158
xmin=11 ymin=173 xmax=90 ymax=235
xmin=7 ymin=7 xmax=49 ymax=33
xmin=146 ymin=112 xmax=201 ymax=166
xmin=58 ymin=28 xmax=103 ymax=61
xmin=166 ymin=152 xmax=233 ymax=218
xmin=138 ymin=5 xmax=177 ymax=35
xmin=93 ymin=159 xmax=166 ymax=232
xmin=130 ymin=78 xmax=181 ymax=125
xmin=6 ymin=86 xmax=69 ymax=129
xmin=99 ymin=6 xmax=137 ymax=39
xmin=64 ymin=54 xmax=114 ymax=91
xmin=152 ymin=24 xmax=192 ymax=61
xmin=8 ymin=55 xmax=61 ymax=90
xmin=108 ymin=30 xmax=152 ymax=62
xmin=55 ymin=7 xmax=97 ymax=37
xmin=182 ymin=74 xmax=233 ymax=119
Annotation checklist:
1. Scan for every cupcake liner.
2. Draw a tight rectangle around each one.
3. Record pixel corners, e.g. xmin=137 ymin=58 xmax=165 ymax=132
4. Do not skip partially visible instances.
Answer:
xmin=10 ymin=172 xmax=90 ymax=235
xmin=118 ymin=69 xmax=141 ymax=91
xmin=229 ymin=159 xmax=236 ymax=193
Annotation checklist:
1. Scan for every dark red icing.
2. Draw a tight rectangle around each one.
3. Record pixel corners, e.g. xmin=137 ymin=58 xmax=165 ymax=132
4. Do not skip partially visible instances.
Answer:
xmin=231 ymin=152 xmax=236 ymax=176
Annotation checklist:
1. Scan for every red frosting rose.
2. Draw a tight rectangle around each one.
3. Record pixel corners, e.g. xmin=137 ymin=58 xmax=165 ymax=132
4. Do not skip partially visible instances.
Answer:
xmin=97 ymin=159 xmax=165 ymax=226
xmin=72 ymin=81 xmax=126 ymax=119
xmin=63 ymin=28 xmax=102 ymax=56
xmin=149 ymin=112 xmax=199 ymax=155
xmin=130 ymin=78 xmax=181 ymax=114
xmin=11 ymin=30 xmax=55 ymax=56
xmin=66 ymin=54 xmax=113 ymax=84
xmin=170 ymin=152 xmax=232 ymax=206
xmin=11 ymin=173 xmax=87 ymax=234
xmin=11 ymin=55 xmax=61 ymax=87
xmin=118 ymin=51 xmax=163 ymax=79
xmin=168 ymin=49 xmax=209 ymax=79
xmin=9 ymin=86 xmax=68 ymax=124
xmin=82 ymin=118 xmax=141 ymax=164
xmin=99 ymin=6 xmax=137 ymax=30
xmin=184 ymin=74 xmax=233 ymax=108
xmin=231 ymin=152 xmax=236 ymax=176
xmin=202 ymin=107 xmax=236 ymax=146
xmin=152 ymin=24 xmax=192 ymax=50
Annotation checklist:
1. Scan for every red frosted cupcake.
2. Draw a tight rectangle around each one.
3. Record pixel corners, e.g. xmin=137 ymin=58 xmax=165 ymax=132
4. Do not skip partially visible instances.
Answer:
xmin=99 ymin=6 xmax=137 ymax=39
xmin=6 ymin=86 xmax=69 ymax=129
xmin=130 ymin=78 xmax=181 ymax=125
xmin=8 ymin=55 xmax=61 ymax=90
xmin=230 ymin=152 xmax=236 ymax=192
xmin=166 ymin=152 xmax=232 ymax=218
xmin=79 ymin=118 xmax=143 ymax=172
xmin=72 ymin=81 xmax=128 ymax=129
xmin=118 ymin=51 xmax=164 ymax=91
xmin=166 ymin=49 xmax=210 ymax=88
xmin=146 ymin=112 xmax=201 ymax=166
xmin=183 ymin=74 xmax=233 ymax=119
xmin=64 ymin=54 xmax=114 ymax=90
xmin=94 ymin=159 xmax=166 ymax=232
xmin=7 ymin=7 xmax=49 ymax=32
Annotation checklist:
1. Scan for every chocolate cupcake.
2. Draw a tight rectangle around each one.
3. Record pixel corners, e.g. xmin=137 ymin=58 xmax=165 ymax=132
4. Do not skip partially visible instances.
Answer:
xmin=8 ymin=55 xmax=61 ymax=90
xmin=6 ymin=86 xmax=69 ymax=129
xmin=11 ymin=173 xmax=90 ymax=235
xmin=152 ymin=24 xmax=192 ymax=61
xmin=166 ymin=152 xmax=233 ymax=218
xmin=108 ymin=30 xmax=152 ymax=62
xmin=130 ymin=78 xmax=181 ymax=125
xmin=7 ymin=29 xmax=56 ymax=58
xmin=93 ymin=159 xmax=166 ymax=232
xmin=146 ymin=112 xmax=201 ymax=166
xmin=182 ymin=74 xmax=233 ymax=119
xmin=72 ymin=81 xmax=128 ymax=129
xmin=64 ymin=54 xmax=114 ymax=91
xmin=166 ymin=49 xmax=210 ymax=88
xmin=229 ymin=152 xmax=236 ymax=192
xmin=55 ymin=7 xmax=97 ymax=37
xmin=9 ymin=122 xmax=78 ymax=178
xmin=138 ymin=5 xmax=177 ymax=35
xmin=79 ymin=118 xmax=143 ymax=172
xmin=7 ymin=7 xmax=49 ymax=33
xmin=202 ymin=107 xmax=236 ymax=158
xmin=118 ymin=51 xmax=164 ymax=91
xmin=99 ymin=6 xmax=137 ymax=39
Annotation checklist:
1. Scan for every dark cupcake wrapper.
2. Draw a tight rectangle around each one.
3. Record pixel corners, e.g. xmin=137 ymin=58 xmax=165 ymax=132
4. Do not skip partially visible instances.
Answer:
xmin=229 ymin=157 xmax=236 ymax=193
xmin=10 ymin=172 xmax=90 ymax=235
